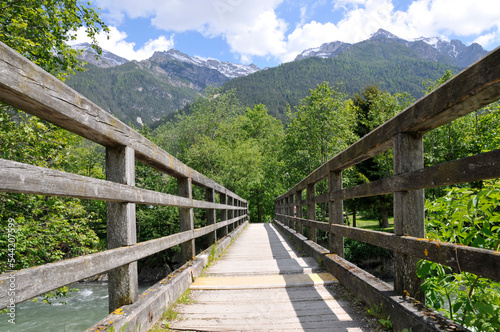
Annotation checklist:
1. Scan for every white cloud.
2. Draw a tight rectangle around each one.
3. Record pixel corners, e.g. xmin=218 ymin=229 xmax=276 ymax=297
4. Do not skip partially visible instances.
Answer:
xmin=284 ymin=21 xmax=339 ymax=62
xmin=225 ymin=10 xmax=288 ymax=63
xmin=281 ymin=0 xmax=500 ymax=62
xmin=68 ymin=26 xmax=174 ymax=61
xmin=474 ymin=32 xmax=497 ymax=46
xmin=94 ymin=0 xmax=286 ymax=63
xmin=91 ymin=0 xmax=500 ymax=65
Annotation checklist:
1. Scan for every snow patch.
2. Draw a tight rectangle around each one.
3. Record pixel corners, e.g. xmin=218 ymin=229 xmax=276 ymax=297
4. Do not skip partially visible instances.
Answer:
xmin=413 ymin=36 xmax=440 ymax=48
xmin=161 ymin=49 xmax=259 ymax=78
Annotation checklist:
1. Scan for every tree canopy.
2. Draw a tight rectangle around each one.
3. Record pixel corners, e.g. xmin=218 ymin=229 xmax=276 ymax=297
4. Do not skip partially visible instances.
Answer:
xmin=0 ymin=0 xmax=108 ymax=79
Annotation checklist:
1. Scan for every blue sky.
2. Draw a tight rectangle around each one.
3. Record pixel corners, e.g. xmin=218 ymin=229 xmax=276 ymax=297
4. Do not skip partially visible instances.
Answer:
xmin=70 ymin=0 xmax=500 ymax=69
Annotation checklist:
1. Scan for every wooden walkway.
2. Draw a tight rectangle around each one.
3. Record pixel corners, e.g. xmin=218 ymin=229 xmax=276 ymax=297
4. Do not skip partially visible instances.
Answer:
xmin=168 ymin=223 xmax=369 ymax=331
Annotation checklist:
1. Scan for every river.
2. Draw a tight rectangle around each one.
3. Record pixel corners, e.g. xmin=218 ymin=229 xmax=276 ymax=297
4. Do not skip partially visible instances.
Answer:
xmin=0 ymin=283 xmax=150 ymax=332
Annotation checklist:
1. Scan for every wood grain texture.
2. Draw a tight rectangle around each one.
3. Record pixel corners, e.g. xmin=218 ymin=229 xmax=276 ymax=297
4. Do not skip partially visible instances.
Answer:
xmin=86 ymin=221 xmax=248 ymax=332
xmin=274 ymin=220 xmax=468 ymax=332
xmin=0 ymin=159 xmax=245 ymax=211
xmin=0 ymin=41 xmax=244 ymax=202
xmin=0 ymin=215 xmax=246 ymax=308
xmin=169 ymin=224 xmax=368 ymax=332
xmin=392 ymin=133 xmax=425 ymax=300
xmin=277 ymin=214 xmax=500 ymax=281
xmin=332 ymin=149 xmax=500 ymax=200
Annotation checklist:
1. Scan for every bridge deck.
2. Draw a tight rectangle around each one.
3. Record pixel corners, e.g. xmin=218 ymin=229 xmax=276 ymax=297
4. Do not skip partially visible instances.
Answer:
xmin=167 ymin=223 xmax=371 ymax=331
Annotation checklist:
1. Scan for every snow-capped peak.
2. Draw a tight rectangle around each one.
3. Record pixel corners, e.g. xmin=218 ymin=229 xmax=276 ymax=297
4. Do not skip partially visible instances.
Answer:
xmin=155 ymin=49 xmax=259 ymax=79
xmin=369 ymin=29 xmax=401 ymax=40
xmin=414 ymin=36 xmax=440 ymax=48
xmin=73 ymin=43 xmax=129 ymax=68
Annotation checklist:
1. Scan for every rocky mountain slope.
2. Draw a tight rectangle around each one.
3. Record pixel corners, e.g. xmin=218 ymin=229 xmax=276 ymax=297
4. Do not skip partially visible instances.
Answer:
xmin=67 ymin=46 xmax=259 ymax=126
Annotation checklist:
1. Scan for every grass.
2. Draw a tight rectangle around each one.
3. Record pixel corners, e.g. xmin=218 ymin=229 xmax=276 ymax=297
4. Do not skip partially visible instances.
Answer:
xmin=149 ymin=289 xmax=192 ymax=332
xmin=345 ymin=214 xmax=394 ymax=233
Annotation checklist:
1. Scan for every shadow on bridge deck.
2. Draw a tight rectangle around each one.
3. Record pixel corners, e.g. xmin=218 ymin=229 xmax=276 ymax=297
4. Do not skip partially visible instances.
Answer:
xmin=166 ymin=223 xmax=376 ymax=331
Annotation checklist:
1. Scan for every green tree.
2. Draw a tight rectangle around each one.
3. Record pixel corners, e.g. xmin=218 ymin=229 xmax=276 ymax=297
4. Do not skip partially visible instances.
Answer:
xmin=351 ymin=85 xmax=413 ymax=227
xmin=0 ymin=2 xmax=108 ymax=301
xmin=154 ymin=89 xmax=285 ymax=223
xmin=0 ymin=0 xmax=109 ymax=79
xmin=0 ymin=109 xmax=100 ymax=273
xmin=282 ymin=82 xmax=357 ymax=187
xmin=240 ymin=104 xmax=285 ymax=222
xmin=417 ymin=181 xmax=500 ymax=331
xmin=155 ymin=87 xmax=244 ymax=160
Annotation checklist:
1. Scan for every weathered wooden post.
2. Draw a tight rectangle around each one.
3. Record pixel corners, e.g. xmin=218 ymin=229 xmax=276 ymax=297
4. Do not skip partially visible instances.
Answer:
xmin=244 ymin=202 xmax=248 ymax=222
xmin=290 ymin=193 xmax=296 ymax=230
xmin=220 ymin=193 xmax=228 ymax=237
xmin=178 ymin=176 xmax=195 ymax=262
xmin=236 ymin=200 xmax=241 ymax=226
xmin=237 ymin=199 xmax=241 ymax=225
xmin=329 ymin=169 xmax=344 ymax=256
xmin=106 ymin=146 xmax=138 ymax=312
xmin=279 ymin=197 xmax=284 ymax=224
xmin=307 ymin=183 xmax=316 ymax=242
xmin=393 ymin=132 xmax=425 ymax=301
xmin=227 ymin=196 xmax=234 ymax=232
xmin=285 ymin=196 xmax=290 ymax=227
xmin=296 ymin=190 xmax=303 ymax=234
xmin=206 ymin=188 xmax=216 ymax=245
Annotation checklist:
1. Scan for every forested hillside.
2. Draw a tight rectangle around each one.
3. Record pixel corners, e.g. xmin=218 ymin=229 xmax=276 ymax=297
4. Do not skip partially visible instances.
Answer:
xmin=66 ymin=61 xmax=201 ymax=126
xmin=223 ymin=38 xmax=461 ymax=120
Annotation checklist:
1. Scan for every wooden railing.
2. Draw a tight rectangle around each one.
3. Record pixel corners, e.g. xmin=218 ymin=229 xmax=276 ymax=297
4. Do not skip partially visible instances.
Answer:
xmin=275 ymin=45 xmax=500 ymax=326
xmin=0 ymin=40 xmax=248 ymax=316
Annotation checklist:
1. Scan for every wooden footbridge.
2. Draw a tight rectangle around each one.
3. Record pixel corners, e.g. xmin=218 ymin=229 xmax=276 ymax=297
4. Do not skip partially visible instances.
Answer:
xmin=0 ymin=40 xmax=500 ymax=332
xmin=168 ymin=223 xmax=367 ymax=331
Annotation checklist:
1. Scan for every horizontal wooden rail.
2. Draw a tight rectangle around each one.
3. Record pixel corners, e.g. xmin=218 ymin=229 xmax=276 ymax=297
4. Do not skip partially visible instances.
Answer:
xmin=277 ymin=214 xmax=500 ymax=281
xmin=332 ymin=149 xmax=500 ymax=201
xmin=278 ymin=45 xmax=500 ymax=199
xmin=0 ymin=159 xmax=245 ymax=211
xmin=0 ymin=214 xmax=246 ymax=308
xmin=278 ymin=149 xmax=500 ymax=205
xmin=0 ymin=41 xmax=243 ymax=200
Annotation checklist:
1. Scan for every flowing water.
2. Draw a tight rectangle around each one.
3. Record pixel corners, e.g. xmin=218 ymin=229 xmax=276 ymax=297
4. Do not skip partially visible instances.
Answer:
xmin=0 ymin=283 xmax=150 ymax=332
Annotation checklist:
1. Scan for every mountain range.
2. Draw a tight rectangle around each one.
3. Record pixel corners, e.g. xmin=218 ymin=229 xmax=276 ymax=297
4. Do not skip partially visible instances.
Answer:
xmin=66 ymin=29 xmax=488 ymax=126
xmin=295 ymin=29 xmax=487 ymax=68
xmin=67 ymin=47 xmax=259 ymax=126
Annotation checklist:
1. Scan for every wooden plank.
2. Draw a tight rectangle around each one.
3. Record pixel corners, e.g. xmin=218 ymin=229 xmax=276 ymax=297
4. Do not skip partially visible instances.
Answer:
xmin=86 ymin=221 xmax=249 ymax=332
xmin=277 ymin=214 xmax=500 ymax=280
xmin=277 ymin=45 xmax=500 ymax=198
xmin=332 ymin=148 xmax=500 ymax=200
xmin=219 ymin=193 xmax=228 ymax=237
xmin=273 ymin=220 xmax=469 ymax=332
xmin=169 ymin=223 xmax=367 ymax=332
xmin=0 ymin=159 xmax=245 ymax=211
xmin=295 ymin=190 xmax=303 ymax=234
xmin=0 ymin=215 xmax=246 ymax=308
xmin=0 ymin=41 xmax=245 ymax=203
